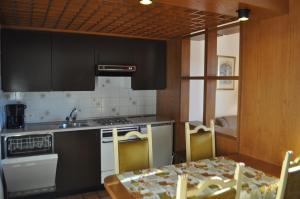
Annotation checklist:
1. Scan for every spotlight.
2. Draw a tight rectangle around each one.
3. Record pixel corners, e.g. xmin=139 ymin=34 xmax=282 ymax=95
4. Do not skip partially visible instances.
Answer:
xmin=139 ymin=0 xmax=152 ymax=5
xmin=237 ymin=8 xmax=250 ymax=21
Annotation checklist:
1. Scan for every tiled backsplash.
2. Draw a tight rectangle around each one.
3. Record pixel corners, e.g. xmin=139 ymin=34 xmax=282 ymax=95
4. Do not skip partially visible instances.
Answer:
xmin=0 ymin=77 xmax=156 ymax=125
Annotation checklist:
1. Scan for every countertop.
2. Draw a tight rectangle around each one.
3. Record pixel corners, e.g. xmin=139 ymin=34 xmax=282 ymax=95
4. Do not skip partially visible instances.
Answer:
xmin=0 ymin=115 xmax=174 ymax=136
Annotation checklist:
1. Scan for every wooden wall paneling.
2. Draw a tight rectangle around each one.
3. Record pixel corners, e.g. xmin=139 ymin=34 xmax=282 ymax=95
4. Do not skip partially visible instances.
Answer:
xmin=287 ymin=0 xmax=300 ymax=163
xmin=157 ymin=39 xmax=183 ymax=151
xmin=157 ymin=39 xmax=181 ymax=118
xmin=203 ymin=80 xmax=217 ymax=125
xmin=180 ymin=38 xmax=190 ymax=122
xmin=239 ymin=22 xmax=262 ymax=159
xmin=180 ymin=80 xmax=189 ymax=123
xmin=215 ymin=134 xmax=238 ymax=156
xmin=203 ymin=29 xmax=217 ymax=125
xmin=239 ymin=9 xmax=296 ymax=165
xmin=205 ymin=30 xmax=218 ymax=76
xmin=259 ymin=16 xmax=290 ymax=163
xmin=181 ymin=39 xmax=190 ymax=77
xmin=236 ymin=25 xmax=243 ymax=151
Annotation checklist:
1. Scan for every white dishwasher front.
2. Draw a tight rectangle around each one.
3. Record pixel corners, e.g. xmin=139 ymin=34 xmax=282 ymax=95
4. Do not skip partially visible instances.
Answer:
xmin=2 ymin=154 xmax=58 ymax=196
xmin=1 ymin=132 xmax=58 ymax=198
xmin=141 ymin=123 xmax=173 ymax=168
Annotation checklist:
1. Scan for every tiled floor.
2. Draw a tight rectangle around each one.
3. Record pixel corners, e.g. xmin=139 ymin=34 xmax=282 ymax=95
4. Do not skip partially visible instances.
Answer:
xmin=57 ymin=191 xmax=111 ymax=199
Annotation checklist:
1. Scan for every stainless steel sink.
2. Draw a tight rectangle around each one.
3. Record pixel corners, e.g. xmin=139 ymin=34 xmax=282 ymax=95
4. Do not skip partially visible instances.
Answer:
xmin=59 ymin=122 xmax=89 ymax=129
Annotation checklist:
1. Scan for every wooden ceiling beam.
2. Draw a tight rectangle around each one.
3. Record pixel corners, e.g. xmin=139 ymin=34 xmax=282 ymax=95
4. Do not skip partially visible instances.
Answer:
xmin=1 ymin=24 xmax=168 ymax=40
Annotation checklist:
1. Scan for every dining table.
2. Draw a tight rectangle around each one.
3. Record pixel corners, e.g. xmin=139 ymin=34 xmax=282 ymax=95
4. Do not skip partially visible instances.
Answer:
xmin=104 ymin=154 xmax=281 ymax=199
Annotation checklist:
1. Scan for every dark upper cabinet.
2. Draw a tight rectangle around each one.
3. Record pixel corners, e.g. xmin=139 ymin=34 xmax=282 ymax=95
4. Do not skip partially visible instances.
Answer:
xmin=132 ymin=39 xmax=166 ymax=90
xmin=1 ymin=29 xmax=52 ymax=91
xmin=54 ymin=130 xmax=100 ymax=194
xmin=1 ymin=29 xmax=166 ymax=91
xmin=52 ymin=33 xmax=95 ymax=91
xmin=95 ymin=37 xmax=166 ymax=90
xmin=95 ymin=37 xmax=135 ymax=65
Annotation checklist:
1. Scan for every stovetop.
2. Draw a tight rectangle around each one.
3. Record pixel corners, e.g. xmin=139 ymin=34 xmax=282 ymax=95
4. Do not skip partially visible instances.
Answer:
xmin=94 ymin=117 xmax=133 ymax=126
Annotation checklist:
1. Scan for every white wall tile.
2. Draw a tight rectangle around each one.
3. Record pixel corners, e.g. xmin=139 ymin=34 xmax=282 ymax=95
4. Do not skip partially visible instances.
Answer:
xmin=0 ymin=77 xmax=157 ymax=123
xmin=119 ymin=106 xmax=129 ymax=115
xmin=128 ymin=106 xmax=137 ymax=115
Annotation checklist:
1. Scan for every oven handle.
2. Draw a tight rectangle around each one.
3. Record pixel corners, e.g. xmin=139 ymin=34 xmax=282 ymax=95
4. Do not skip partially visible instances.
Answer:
xmin=101 ymin=137 xmax=140 ymax=144
xmin=102 ymin=141 xmax=113 ymax=143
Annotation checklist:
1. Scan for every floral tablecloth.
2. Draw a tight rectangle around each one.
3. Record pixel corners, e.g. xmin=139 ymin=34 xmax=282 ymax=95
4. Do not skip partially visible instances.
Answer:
xmin=117 ymin=157 xmax=279 ymax=199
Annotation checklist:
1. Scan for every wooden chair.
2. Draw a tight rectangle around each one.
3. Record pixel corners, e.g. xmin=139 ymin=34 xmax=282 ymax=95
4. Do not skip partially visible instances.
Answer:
xmin=185 ymin=120 xmax=216 ymax=162
xmin=113 ymin=125 xmax=153 ymax=174
xmin=176 ymin=174 xmax=188 ymax=199
xmin=276 ymin=151 xmax=300 ymax=199
xmin=176 ymin=163 xmax=244 ymax=199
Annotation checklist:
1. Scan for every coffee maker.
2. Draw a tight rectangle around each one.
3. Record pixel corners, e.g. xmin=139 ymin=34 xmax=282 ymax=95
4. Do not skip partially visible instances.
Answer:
xmin=5 ymin=104 xmax=26 ymax=129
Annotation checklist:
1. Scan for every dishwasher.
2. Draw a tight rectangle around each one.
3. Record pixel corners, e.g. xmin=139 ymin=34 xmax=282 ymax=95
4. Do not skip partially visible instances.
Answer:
xmin=140 ymin=123 xmax=173 ymax=168
xmin=1 ymin=132 xmax=58 ymax=198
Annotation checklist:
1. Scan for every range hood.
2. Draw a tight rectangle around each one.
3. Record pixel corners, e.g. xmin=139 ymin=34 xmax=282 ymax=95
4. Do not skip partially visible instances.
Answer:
xmin=95 ymin=65 xmax=136 ymax=76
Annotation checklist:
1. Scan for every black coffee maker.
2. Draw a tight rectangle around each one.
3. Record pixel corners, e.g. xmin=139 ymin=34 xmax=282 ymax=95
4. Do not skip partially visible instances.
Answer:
xmin=5 ymin=104 xmax=27 ymax=129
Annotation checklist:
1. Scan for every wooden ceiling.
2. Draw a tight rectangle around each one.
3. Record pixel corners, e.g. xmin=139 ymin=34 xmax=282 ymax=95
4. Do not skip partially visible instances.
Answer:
xmin=157 ymin=0 xmax=288 ymax=19
xmin=0 ymin=0 xmax=239 ymax=39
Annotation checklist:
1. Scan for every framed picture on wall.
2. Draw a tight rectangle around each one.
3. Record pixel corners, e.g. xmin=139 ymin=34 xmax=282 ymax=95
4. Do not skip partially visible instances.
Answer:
xmin=217 ymin=55 xmax=236 ymax=90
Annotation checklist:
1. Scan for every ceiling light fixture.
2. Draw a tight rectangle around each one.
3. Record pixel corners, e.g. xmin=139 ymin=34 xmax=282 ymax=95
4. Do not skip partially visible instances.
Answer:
xmin=237 ymin=8 xmax=250 ymax=21
xmin=139 ymin=0 xmax=152 ymax=5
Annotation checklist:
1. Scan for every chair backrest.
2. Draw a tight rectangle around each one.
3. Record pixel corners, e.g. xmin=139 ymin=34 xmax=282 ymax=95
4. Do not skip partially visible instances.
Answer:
xmin=113 ymin=124 xmax=153 ymax=174
xmin=276 ymin=151 xmax=300 ymax=199
xmin=185 ymin=120 xmax=216 ymax=162
xmin=176 ymin=163 xmax=244 ymax=199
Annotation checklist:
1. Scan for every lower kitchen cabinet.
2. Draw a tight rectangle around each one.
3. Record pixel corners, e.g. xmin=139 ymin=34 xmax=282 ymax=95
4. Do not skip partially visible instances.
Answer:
xmin=54 ymin=130 xmax=100 ymax=194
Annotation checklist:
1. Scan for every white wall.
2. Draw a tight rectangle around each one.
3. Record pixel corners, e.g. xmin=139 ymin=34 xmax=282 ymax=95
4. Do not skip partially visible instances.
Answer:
xmin=189 ymin=80 xmax=204 ymax=122
xmin=189 ymin=33 xmax=240 ymax=121
xmin=215 ymin=33 xmax=239 ymax=117
xmin=190 ymin=38 xmax=205 ymax=76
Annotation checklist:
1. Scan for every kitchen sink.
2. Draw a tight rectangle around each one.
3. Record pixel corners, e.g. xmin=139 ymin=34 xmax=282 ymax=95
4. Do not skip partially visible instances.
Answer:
xmin=59 ymin=122 xmax=89 ymax=129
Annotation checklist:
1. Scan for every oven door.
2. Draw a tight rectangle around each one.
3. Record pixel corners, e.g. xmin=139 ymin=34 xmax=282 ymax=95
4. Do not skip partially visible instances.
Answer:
xmin=2 ymin=154 xmax=58 ymax=197
xmin=100 ymin=126 xmax=139 ymax=183
xmin=101 ymin=135 xmax=114 ymax=183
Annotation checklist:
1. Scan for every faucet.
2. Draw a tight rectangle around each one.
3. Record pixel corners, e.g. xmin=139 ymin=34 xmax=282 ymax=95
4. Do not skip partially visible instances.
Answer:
xmin=66 ymin=108 xmax=79 ymax=123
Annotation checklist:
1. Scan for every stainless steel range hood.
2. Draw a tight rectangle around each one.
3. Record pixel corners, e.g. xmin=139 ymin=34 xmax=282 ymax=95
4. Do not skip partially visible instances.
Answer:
xmin=95 ymin=65 xmax=136 ymax=76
